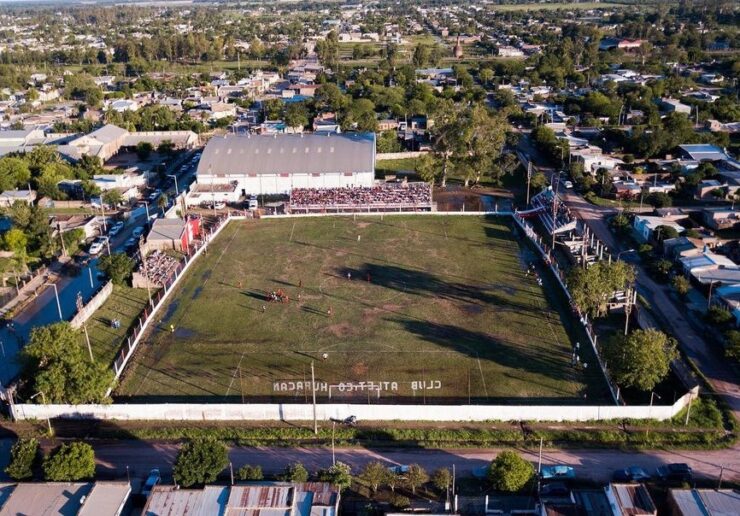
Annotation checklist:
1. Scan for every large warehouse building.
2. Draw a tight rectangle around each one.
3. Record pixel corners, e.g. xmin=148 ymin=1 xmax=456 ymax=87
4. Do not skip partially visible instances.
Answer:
xmin=188 ymin=132 xmax=376 ymax=205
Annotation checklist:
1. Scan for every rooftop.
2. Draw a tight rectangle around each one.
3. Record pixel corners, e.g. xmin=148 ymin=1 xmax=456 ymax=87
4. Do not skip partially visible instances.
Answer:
xmin=77 ymin=481 xmax=132 ymax=516
xmin=0 ymin=482 xmax=92 ymax=516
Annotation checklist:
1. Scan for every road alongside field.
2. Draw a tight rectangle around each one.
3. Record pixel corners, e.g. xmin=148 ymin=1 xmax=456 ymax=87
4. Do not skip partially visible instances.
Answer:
xmin=85 ymin=441 xmax=740 ymax=483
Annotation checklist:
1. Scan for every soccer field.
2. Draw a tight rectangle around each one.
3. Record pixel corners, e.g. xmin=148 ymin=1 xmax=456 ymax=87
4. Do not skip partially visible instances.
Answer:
xmin=116 ymin=215 xmax=609 ymax=404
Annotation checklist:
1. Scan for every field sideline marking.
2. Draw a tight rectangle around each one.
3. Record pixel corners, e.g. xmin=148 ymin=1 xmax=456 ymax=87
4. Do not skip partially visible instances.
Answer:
xmin=225 ymin=351 xmax=247 ymax=397
xmin=289 ymin=221 xmax=297 ymax=242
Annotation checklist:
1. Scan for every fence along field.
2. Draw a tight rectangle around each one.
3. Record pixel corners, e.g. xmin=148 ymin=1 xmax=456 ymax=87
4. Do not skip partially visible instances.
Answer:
xmin=116 ymin=215 xmax=610 ymax=404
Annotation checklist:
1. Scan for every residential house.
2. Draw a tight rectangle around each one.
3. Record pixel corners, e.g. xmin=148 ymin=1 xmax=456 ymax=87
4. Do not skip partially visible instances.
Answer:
xmin=633 ymin=214 xmax=685 ymax=243
xmin=0 ymin=189 xmax=36 ymax=207
xmin=144 ymin=216 xmax=201 ymax=252
xmin=678 ymin=144 xmax=731 ymax=162
xmin=679 ymin=247 xmax=740 ymax=285
xmin=703 ymin=208 xmax=740 ymax=230
xmin=570 ymin=146 xmax=622 ymax=174
xmin=658 ymin=98 xmax=692 ymax=115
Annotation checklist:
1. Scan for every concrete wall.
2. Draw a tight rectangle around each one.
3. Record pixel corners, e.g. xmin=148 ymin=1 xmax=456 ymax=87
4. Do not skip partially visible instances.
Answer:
xmin=11 ymin=388 xmax=696 ymax=422
xmin=376 ymin=152 xmax=425 ymax=161
xmin=70 ymin=281 xmax=113 ymax=329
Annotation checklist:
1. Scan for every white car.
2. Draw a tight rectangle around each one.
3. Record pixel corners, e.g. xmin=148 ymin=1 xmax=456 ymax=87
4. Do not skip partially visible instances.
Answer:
xmin=89 ymin=237 xmax=108 ymax=255
xmin=564 ymin=180 xmax=574 ymax=189
xmin=108 ymin=221 xmax=124 ymax=237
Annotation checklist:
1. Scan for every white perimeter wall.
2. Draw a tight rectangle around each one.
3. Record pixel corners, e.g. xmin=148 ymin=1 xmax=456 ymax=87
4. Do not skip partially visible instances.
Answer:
xmin=197 ymin=171 xmax=374 ymax=196
xmin=12 ymin=389 xmax=695 ymax=422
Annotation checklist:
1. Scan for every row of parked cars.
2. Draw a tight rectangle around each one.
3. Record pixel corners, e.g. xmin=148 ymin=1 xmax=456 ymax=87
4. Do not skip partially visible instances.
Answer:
xmin=89 ymin=221 xmax=146 ymax=256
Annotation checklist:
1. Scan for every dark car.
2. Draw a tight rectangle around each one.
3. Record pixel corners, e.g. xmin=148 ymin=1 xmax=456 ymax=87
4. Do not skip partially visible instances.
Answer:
xmin=656 ymin=463 xmax=693 ymax=483
xmin=613 ymin=466 xmax=651 ymax=483
xmin=540 ymin=482 xmax=570 ymax=497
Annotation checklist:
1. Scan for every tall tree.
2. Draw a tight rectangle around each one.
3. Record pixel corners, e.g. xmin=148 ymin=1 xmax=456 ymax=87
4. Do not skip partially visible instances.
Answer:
xmin=488 ymin=451 xmax=534 ymax=492
xmin=22 ymin=322 xmax=114 ymax=403
xmin=603 ymin=329 xmax=677 ymax=391
xmin=568 ymin=261 xmax=636 ymax=318
xmin=359 ymin=461 xmax=391 ymax=494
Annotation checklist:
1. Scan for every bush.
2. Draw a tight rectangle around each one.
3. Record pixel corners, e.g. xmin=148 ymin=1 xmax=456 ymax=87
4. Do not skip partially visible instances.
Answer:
xmin=648 ymin=192 xmax=673 ymax=208
xmin=431 ymin=468 xmax=452 ymax=492
xmin=672 ymin=276 xmax=690 ymax=298
xmin=391 ymin=495 xmax=411 ymax=509
xmin=237 ymin=464 xmax=264 ymax=481
xmin=173 ymin=439 xmax=229 ymax=487
xmin=281 ymin=462 xmax=309 ymax=483
xmin=725 ymin=330 xmax=740 ymax=362
xmin=5 ymin=438 xmax=39 ymax=480
xmin=43 ymin=442 xmax=95 ymax=481
xmin=318 ymin=461 xmax=352 ymax=491
xmin=706 ymin=306 xmax=733 ymax=327
xmin=488 ymin=451 xmax=534 ymax=492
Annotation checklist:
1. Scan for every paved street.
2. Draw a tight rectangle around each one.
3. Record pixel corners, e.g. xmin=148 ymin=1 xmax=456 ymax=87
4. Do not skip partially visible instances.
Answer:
xmin=518 ymin=134 xmax=740 ymax=421
xmin=83 ymin=441 xmax=740 ymax=483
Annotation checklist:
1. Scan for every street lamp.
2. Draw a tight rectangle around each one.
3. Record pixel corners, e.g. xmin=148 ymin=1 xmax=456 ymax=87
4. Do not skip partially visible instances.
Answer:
xmin=167 ymin=174 xmax=179 ymax=197
xmin=29 ymin=391 xmax=52 ymax=435
xmin=143 ymin=201 xmax=150 ymax=221
xmin=615 ymin=248 xmax=635 ymax=261
xmin=45 ymin=282 xmax=62 ymax=321
xmin=707 ymin=280 xmax=719 ymax=310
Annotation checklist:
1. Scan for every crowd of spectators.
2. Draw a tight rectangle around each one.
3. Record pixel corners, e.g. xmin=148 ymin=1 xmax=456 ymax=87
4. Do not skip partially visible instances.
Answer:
xmin=531 ymin=188 xmax=575 ymax=230
xmin=141 ymin=250 xmax=181 ymax=287
xmin=289 ymin=183 xmax=433 ymax=212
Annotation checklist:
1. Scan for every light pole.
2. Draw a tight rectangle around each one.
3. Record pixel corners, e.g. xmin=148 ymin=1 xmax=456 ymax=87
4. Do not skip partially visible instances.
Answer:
xmin=29 ymin=391 xmax=52 ymax=435
xmin=615 ymin=248 xmax=635 ymax=261
xmin=46 ymin=282 xmax=62 ymax=321
xmin=167 ymin=174 xmax=179 ymax=197
xmin=707 ymin=280 xmax=718 ymax=310
xmin=143 ymin=201 xmax=150 ymax=221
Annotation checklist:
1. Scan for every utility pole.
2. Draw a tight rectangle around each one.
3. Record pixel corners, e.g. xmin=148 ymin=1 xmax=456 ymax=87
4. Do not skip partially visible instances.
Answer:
xmin=526 ymin=161 xmax=532 ymax=206
xmin=83 ymin=324 xmax=93 ymax=362
xmin=311 ymin=360 xmax=317 ymax=435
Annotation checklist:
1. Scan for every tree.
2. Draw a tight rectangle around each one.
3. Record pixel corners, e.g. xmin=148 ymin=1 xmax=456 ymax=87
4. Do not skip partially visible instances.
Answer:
xmin=284 ymin=102 xmax=309 ymax=131
xmin=173 ymin=439 xmax=228 ymax=487
xmin=479 ymin=68 xmax=494 ymax=86
xmin=725 ymin=330 xmax=740 ymax=362
xmin=98 ymin=253 xmax=135 ymax=285
xmin=43 ymin=442 xmax=95 ymax=481
xmin=319 ymin=461 xmax=352 ymax=491
xmin=237 ymin=464 xmax=264 ymax=481
xmin=376 ymin=131 xmax=401 ymax=153
xmin=136 ymin=141 xmax=154 ymax=160
xmin=454 ymin=106 xmax=508 ymax=186
xmin=21 ymin=322 xmax=114 ymax=404
xmin=157 ymin=140 xmax=175 ymax=155
xmin=654 ymin=225 xmax=679 ymax=243
xmin=672 ymin=275 xmax=690 ymax=298
xmin=706 ymin=306 xmax=733 ymax=326
xmin=4 ymin=228 xmax=28 ymax=270
xmin=102 ymin=189 xmax=123 ymax=207
xmin=568 ymin=261 xmax=636 ymax=318
xmin=415 ymin=153 xmax=440 ymax=184
xmin=359 ymin=461 xmax=390 ymax=494
xmin=648 ymin=192 xmax=672 ymax=208
xmin=0 ymin=157 xmax=31 ymax=191
xmin=603 ymin=329 xmax=678 ymax=391
xmin=5 ymin=438 xmax=39 ymax=480
xmin=315 ymin=83 xmax=348 ymax=113
xmin=431 ymin=468 xmax=452 ymax=492
xmin=282 ymin=462 xmax=309 ymax=483
xmin=405 ymin=464 xmax=429 ymax=494
xmin=487 ymin=451 xmax=534 ymax=492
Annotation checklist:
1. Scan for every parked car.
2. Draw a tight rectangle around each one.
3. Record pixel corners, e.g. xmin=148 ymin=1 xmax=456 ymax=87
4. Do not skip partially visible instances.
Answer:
xmin=148 ymin=190 xmax=162 ymax=202
xmin=89 ymin=237 xmax=108 ymax=255
xmin=540 ymin=482 xmax=570 ymax=497
xmin=124 ymin=237 xmax=139 ymax=250
xmin=563 ymin=180 xmax=574 ymax=189
xmin=132 ymin=227 xmax=145 ymax=239
xmin=540 ymin=465 xmax=576 ymax=480
xmin=142 ymin=468 xmax=160 ymax=497
xmin=387 ymin=465 xmax=410 ymax=475
xmin=108 ymin=221 xmax=124 ymax=237
xmin=613 ymin=466 xmax=651 ymax=483
xmin=656 ymin=463 xmax=693 ymax=483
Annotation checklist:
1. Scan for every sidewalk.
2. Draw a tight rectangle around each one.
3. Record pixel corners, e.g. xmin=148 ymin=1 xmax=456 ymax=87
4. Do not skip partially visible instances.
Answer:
xmin=0 ymin=260 xmax=65 ymax=318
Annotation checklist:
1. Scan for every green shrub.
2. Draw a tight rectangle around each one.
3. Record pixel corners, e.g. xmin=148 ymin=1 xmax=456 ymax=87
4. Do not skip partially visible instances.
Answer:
xmin=5 ymin=438 xmax=39 ymax=480
xmin=488 ymin=451 xmax=534 ymax=492
xmin=706 ymin=306 xmax=733 ymax=327
xmin=43 ymin=442 xmax=95 ymax=481
xmin=281 ymin=462 xmax=309 ymax=482
xmin=237 ymin=464 xmax=264 ymax=481
xmin=391 ymin=495 xmax=411 ymax=509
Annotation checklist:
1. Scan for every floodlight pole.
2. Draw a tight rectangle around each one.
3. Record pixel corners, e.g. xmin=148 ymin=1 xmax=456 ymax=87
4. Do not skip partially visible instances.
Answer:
xmin=83 ymin=323 xmax=93 ymax=362
xmin=311 ymin=360 xmax=317 ymax=435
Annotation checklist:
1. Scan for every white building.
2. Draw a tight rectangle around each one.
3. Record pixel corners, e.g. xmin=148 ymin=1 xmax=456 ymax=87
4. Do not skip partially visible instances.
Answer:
xmin=192 ymin=133 xmax=376 ymax=201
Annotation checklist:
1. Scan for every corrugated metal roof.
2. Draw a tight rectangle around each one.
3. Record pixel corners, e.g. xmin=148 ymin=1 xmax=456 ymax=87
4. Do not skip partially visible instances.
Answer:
xmin=696 ymin=489 xmax=740 ymax=515
xmin=148 ymin=218 xmax=187 ymax=242
xmin=0 ymin=482 xmax=92 ymax=516
xmin=143 ymin=485 xmax=228 ymax=516
xmin=78 ymin=482 xmax=131 ymax=516
xmin=228 ymin=485 xmax=293 ymax=509
xmin=0 ymin=484 xmax=15 ymax=512
xmin=197 ymin=133 xmax=375 ymax=176
xmin=610 ymin=484 xmax=656 ymax=515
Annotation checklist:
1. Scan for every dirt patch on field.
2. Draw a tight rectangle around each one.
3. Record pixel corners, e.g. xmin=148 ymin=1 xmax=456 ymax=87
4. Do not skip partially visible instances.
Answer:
xmin=351 ymin=361 xmax=369 ymax=376
xmin=462 ymin=304 xmax=484 ymax=315
xmin=382 ymin=304 xmax=402 ymax=312
xmin=356 ymin=222 xmax=371 ymax=229
xmin=326 ymin=322 xmax=357 ymax=338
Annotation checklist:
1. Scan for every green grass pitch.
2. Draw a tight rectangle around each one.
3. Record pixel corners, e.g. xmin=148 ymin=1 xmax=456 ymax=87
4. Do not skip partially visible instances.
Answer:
xmin=116 ymin=215 xmax=609 ymax=404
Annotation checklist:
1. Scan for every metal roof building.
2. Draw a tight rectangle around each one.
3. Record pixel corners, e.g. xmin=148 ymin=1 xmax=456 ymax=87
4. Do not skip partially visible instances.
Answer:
xmin=143 ymin=485 xmax=229 ymax=516
xmin=78 ymin=481 xmax=131 ymax=516
xmin=0 ymin=482 xmax=92 ymax=516
xmin=667 ymin=488 xmax=740 ymax=516
xmin=192 ymin=133 xmax=376 ymax=198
